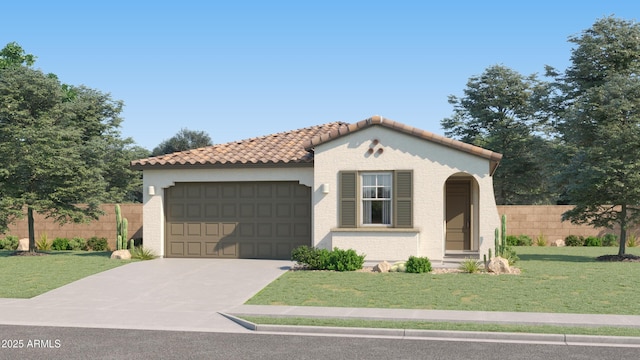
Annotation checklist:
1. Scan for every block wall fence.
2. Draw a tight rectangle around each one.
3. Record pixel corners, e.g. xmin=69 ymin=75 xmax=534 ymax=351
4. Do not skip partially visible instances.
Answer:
xmin=1 ymin=204 xmax=630 ymax=249
xmin=1 ymin=204 xmax=142 ymax=250
xmin=497 ymin=205 xmax=633 ymax=243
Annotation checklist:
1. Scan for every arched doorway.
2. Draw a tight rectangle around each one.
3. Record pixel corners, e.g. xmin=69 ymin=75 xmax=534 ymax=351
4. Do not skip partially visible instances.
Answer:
xmin=445 ymin=174 xmax=478 ymax=252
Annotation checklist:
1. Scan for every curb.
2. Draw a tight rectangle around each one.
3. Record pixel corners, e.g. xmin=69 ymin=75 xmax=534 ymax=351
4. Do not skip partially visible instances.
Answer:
xmin=219 ymin=312 xmax=640 ymax=347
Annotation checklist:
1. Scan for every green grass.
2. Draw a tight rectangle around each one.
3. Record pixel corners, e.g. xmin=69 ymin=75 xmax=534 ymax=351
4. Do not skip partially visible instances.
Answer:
xmin=240 ymin=316 xmax=640 ymax=337
xmin=247 ymin=247 xmax=640 ymax=315
xmin=0 ymin=250 xmax=133 ymax=298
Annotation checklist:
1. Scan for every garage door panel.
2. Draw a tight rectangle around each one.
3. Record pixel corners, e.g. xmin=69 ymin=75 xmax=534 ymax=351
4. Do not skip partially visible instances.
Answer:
xmin=187 ymin=242 xmax=202 ymax=256
xmin=205 ymin=223 xmax=219 ymax=236
xmin=205 ymin=204 xmax=219 ymax=217
xmin=187 ymin=223 xmax=201 ymax=236
xmin=239 ymin=203 xmax=254 ymax=217
xmin=166 ymin=181 xmax=310 ymax=259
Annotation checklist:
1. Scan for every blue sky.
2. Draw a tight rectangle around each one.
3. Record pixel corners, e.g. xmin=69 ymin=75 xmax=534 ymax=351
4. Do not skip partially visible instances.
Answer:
xmin=3 ymin=1 xmax=639 ymax=151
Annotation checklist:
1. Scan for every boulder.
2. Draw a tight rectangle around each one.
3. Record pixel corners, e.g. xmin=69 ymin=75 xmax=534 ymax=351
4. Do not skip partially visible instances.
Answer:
xmin=487 ymin=256 xmax=511 ymax=274
xmin=373 ymin=261 xmax=391 ymax=273
xmin=551 ymin=239 xmax=566 ymax=247
xmin=17 ymin=238 xmax=29 ymax=251
xmin=110 ymin=249 xmax=131 ymax=260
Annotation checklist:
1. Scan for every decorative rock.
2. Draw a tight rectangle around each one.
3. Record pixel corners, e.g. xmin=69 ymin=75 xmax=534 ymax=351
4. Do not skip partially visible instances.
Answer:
xmin=551 ymin=239 xmax=566 ymax=247
xmin=17 ymin=238 xmax=29 ymax=251
xmin=373 ymin=261 xmax=391 ymax=273
xmin=487 ymin=256 xmax=511 ymax=274
xmin=110 ymin=249 xmax=131 ymax=260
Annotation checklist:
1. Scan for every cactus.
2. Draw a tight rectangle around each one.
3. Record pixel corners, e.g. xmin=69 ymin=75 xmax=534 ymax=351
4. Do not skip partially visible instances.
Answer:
xmin=493 ymin=215 xmax=508 ymax=258
xmin=115 ymin=205 xmax=129 ymax=250
xmin=129 ymin=238 xmax=135 ymax=250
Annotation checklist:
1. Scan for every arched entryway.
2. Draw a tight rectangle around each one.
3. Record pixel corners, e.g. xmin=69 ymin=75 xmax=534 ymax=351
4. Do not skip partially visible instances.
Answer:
xmin=445 ymin=174 xmax=479 ymax=253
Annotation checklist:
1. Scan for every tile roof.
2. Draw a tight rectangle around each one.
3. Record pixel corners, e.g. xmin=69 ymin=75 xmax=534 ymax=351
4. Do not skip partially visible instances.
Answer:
xmin=130 ymin=122 xmax=347 ymax=169
xmin=131 ymin=115 xmax=502 ymax=175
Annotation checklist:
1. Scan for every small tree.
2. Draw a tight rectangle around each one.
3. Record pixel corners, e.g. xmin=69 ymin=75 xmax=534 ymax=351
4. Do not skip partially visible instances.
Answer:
xmin=151 ymin=128 xmax=212 ymax=156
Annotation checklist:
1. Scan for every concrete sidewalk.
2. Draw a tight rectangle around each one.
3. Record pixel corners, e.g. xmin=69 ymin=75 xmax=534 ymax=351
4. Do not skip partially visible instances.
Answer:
xmin=225 ymin=304 xmax=640 ymax=329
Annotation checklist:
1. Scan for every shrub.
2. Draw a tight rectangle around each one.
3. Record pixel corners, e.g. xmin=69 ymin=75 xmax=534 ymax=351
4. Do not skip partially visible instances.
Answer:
xmin=535 ymin=233 xmax=547 ymax=247
xmin=87 ymin=236 xmax=110 ymax=251
xmin=326 ymin=248 xmax=365 ymax=271
xmin=291 ymin=246 xmax=364 ymax=271
xmin=565 ymin=235 xmax=583 ymax=247
xmin=505 ymin=235 xmax=519 ymax=246
xmin=627 ymin=233 xmax=638 ymax=248
xmin=130 ymin=246 xmax=157 ymax=260
xmin=602 ymin=234 xmax=618 ymax=247
xmin=36 ymin=234 xmax=52 ymax=250
xmin=51 ymin=237 xmax=71 ymax=251
xmin=583 ymin=236 xmax=602 ymax=247
xmin=68 ymin=237 xmax=88 ymax=251
xmin=291 ymin=246 xmax=330 ymax=270
xmin=405 ymin=256 xmax=432 ymax=273
xmin=502 ymin=246 xmax=519 ymax=265
xmin=458 ymin=258 xmax=481 ymax=273
xmin=506 ymin=235 xmax=532 ymax=246
xmin=0 ymin=235 xmax=19 ymax=250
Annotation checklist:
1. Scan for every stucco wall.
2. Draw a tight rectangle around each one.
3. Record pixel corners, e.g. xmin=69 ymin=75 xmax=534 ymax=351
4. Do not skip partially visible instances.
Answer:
xmin=141 ymin=167 xmax=314 ymax=256
xmin=312 ymin=125 xmax=500 ymax=261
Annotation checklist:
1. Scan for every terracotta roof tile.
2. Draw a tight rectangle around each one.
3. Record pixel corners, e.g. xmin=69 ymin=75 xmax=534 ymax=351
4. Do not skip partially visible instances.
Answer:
xmin=131 ymin=122 xmax=347 ymax=169
xmin=131 ymin=116 xmax=502 ymax=175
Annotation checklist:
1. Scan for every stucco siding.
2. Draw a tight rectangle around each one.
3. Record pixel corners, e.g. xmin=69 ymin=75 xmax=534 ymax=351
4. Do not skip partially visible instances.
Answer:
xmin=312 ymin=125 xmax=500 ymax=261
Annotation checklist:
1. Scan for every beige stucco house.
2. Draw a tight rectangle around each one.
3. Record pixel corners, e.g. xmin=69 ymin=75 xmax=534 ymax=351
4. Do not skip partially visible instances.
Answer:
xmin=131 ymin=116 xmax=502 ymax=262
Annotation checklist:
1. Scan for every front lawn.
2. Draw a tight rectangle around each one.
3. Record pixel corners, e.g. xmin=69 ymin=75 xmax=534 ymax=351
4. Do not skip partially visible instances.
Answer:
xmin=246 ymin=247 xmax=640 ymax=315
xmin=0 ymin=250 xmax=132 ymax=298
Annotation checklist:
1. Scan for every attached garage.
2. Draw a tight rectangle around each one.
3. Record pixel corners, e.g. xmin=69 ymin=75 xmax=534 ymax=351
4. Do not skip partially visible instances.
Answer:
xmin=165 ymin=181 xmax=311 ymax=259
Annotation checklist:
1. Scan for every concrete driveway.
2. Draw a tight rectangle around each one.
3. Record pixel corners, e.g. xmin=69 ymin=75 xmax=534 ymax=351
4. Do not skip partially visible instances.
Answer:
xmin=0 ymin=258 xmax=292 ymax=333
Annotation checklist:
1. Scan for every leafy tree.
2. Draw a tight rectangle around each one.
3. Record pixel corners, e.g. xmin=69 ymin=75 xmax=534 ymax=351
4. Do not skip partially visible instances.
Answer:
xmin=441 ymin=65 xmax=554 ymax=204
xmin=0 ymin=42 xmax=36 ymax=69
xmin=151 ymin=128 xmax=212 ymax=156
xmin=0 ymin=65 xmax=125 ymax=252
xmin=553 ymin=17 xmax=640 ymax=256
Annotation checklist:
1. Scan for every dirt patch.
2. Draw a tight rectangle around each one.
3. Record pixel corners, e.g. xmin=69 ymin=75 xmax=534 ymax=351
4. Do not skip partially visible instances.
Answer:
xmin=596 ymin=254 xmax=640 ymax=262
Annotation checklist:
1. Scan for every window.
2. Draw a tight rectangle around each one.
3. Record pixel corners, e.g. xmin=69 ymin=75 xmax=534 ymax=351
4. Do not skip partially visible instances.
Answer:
xmin=339 ymin=170 xmax=413 ymax=228
xmin=361 ymin=173 xmax=392 ymax=225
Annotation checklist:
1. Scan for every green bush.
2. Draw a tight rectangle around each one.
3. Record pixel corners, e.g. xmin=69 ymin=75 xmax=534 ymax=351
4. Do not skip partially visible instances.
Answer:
xmin=583 ymin=236 xmax=602 ymax=247
xmin=507 ymin=235 xmax=532 ymax=246
xmin=51 ymin=237 xmax=71 ymax=251
xmin=327 ymin=248 xmax=365 ymax=271
xmin=602 ymin=234 xmax=618 ymax=247
xmin=87 ymin=236 xmax=110 ymax=251
xmin=505 ymin=235 xmax=519 ymax=246
xmin=0 ymin=235 xmax=19 ymax=250
xmin=405 ymin=256 xmax=432 ymax=273
xmin=291 ymin=246 xmax=364 ymax=271
xmin=565 ymin=235 xmax=583 ymax=247
xmin=68 ymin=237 xmax=88 ymax=251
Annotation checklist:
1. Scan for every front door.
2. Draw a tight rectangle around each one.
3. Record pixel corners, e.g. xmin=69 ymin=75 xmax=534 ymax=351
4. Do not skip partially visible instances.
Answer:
xmin=446 ymin=180 xmax=471 ymax=251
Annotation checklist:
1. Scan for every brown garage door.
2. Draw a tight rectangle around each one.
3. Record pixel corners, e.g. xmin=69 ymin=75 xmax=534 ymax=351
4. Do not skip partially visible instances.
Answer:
xmin=165 ymin=181 xmax=311 ymax=259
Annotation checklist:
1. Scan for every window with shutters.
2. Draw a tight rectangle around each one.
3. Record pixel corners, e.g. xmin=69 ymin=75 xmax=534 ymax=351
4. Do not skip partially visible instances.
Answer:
xmin=339 ymin=170 xmax=412 ymax=228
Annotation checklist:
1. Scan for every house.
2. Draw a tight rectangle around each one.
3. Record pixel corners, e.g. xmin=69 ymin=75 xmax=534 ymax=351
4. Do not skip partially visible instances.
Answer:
xmin=131 ymin=116 xmax=502 ymax=262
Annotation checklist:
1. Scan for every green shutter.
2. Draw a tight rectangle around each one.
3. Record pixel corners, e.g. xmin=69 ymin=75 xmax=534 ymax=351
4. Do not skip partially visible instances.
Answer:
xmin=394 ymin=170 xmax=413 ymax=228
xmin=339 ymin=171 xmax=357 ymax=228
